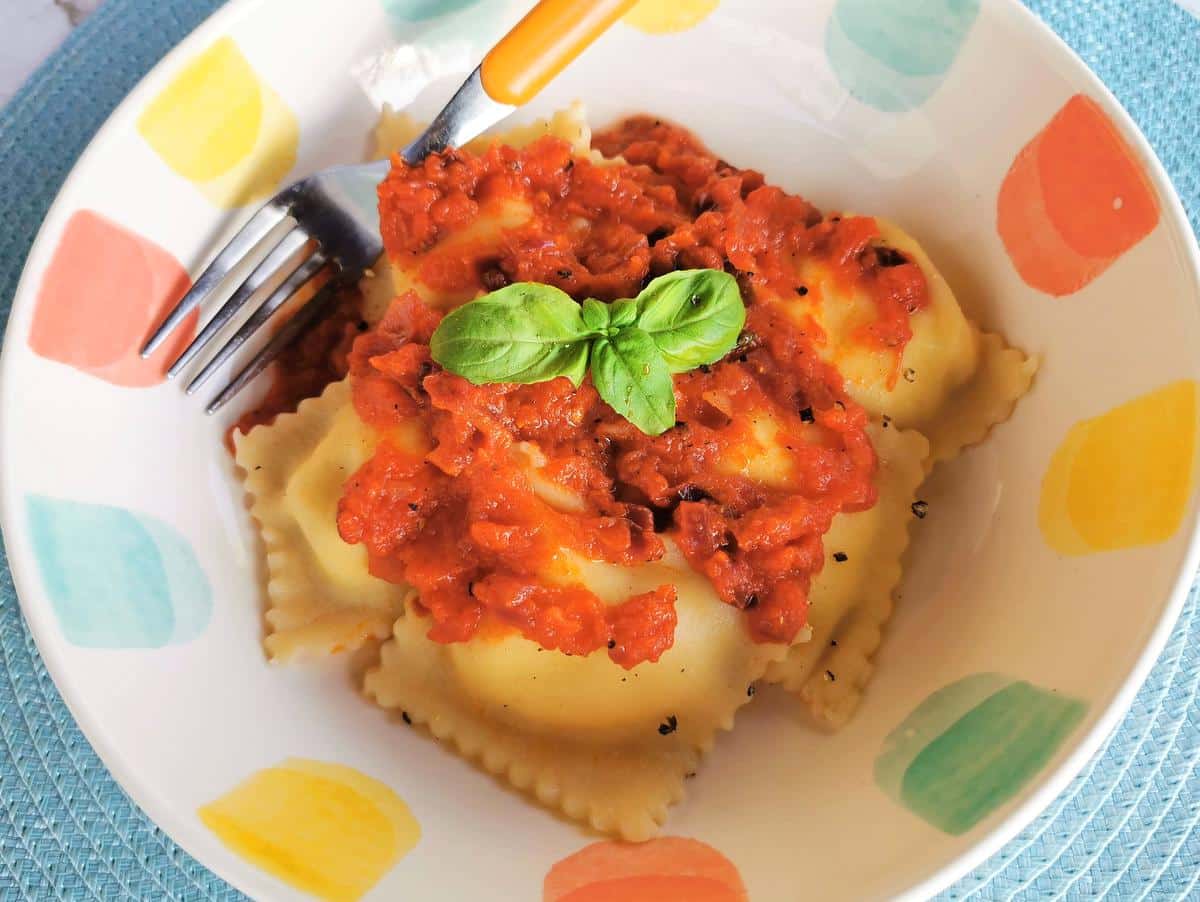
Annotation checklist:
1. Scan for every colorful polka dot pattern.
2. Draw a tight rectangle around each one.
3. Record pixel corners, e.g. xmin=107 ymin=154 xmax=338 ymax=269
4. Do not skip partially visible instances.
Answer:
xmin=623 ymin=0 xmax=719 ymax=34
xmin=998 ymin=94 xmax=1160 ymax=296
xmin=25 ymin=496 xmax=212 ymax=648
xmin=1040 ymin=380 xmax=1197 ymax=555
xmin=137 ymin=37 xmax=298 ymax=208
xmin=198 ymin=759 xmax=419 ymax=902
xmin=876 ymin=674 xmax=1087 ymax=835
xmin=825 ymin=0 xmax=980 ymax=112
xmin=544 ymin=837 xmax=747 ymax=901
xmin=28 ymin=210 xmax=195 ymax=386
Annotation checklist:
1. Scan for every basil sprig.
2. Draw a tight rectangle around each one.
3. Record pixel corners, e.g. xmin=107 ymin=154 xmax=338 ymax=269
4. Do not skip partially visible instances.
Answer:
xmin=429 ymin=269 xmax=745 ymax=435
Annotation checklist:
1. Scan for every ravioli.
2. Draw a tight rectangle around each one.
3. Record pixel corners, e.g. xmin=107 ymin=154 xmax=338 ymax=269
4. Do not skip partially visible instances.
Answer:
xmin=232 ymin=107 xmax=1036 ymax=841
xmin=365 ymin=543 xmax=785 ymax=841
xmin=764 ymin=422 xmax=929 ymax=729
xmin=239 ymin=372 xmax=787 ymax=838
xmin=789 ymin=218 xmax=1035 ymax=460
xmin=235 ymin=380 xmax=416 ymax=661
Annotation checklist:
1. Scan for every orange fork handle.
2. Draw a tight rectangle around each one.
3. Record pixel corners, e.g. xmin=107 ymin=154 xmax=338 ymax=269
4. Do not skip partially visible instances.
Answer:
xmin=480 ymin=0 xmax=640 ymax=106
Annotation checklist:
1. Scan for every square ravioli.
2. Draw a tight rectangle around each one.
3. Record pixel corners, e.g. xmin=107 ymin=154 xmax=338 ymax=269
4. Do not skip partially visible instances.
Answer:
xmin=230 ymin=107 xmax=1036 ymax=841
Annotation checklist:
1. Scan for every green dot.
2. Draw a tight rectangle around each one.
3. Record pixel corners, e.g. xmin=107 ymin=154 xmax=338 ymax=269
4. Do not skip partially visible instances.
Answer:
xmin=826 ymin=0 xmax=981 ymax=112
xmin=876 ymin=675 xmax=1086 ymax=835
xmin=26 ymin=495 xmax=211 ymax=648
xmin=381 ymin=0 xmax=482 ymax=24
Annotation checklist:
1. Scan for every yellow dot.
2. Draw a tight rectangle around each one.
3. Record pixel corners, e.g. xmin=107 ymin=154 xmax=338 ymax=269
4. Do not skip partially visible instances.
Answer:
xmin=624 ymin=0 xmax=720 ymax=34
xmin=138 ymin=37 xmax=298 ymax=207
xmin=199 ymin=759 xmax=419 ymax=901
xmin=1039 ymin=380 xmax=1197 ymax=554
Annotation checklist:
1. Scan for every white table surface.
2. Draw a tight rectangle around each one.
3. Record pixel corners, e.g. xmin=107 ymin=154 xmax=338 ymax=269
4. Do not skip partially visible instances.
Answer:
xmin=0 ymin=0 xmax=102 ymax=107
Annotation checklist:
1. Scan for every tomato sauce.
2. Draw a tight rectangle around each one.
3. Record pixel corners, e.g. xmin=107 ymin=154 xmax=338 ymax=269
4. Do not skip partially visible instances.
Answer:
xmin=255 ymin=117 xmax=930 ymax=668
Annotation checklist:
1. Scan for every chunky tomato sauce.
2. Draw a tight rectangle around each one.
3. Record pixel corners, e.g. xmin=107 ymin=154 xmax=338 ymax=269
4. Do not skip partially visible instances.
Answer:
xmin=248 ymin=117 xmax=931 ymax=668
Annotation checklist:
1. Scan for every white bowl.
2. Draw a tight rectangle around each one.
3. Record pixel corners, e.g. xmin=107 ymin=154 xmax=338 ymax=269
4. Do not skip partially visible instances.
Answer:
xmin=2 ymin=0 xmax=1198 ymax=899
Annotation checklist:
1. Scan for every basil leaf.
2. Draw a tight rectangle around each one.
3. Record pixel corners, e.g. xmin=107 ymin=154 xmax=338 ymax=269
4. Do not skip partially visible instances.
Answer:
xmin=590 ymin=327 xmax=676 ymax=435
xmin=633 ymin=269 xmax=746 ymax=373
xmin=581 ymin=298 xmax=610 ymax=333
xmin=609 ymin=298 xmax=639 ymax=329
xmin=430 ymin=283 xmax=596 ymax=387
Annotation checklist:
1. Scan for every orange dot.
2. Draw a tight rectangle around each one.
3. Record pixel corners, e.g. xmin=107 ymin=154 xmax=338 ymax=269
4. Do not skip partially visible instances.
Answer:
xmin=28 ymin=210 xmax=196 ymax=386
xmin=544 ymin=837 xmax=747 ymax=902
xmin=997 ymin=94 xmax=1158 ymax=296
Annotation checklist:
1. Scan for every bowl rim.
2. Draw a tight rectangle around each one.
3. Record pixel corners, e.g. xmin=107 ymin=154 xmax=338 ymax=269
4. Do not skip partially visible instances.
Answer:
xmin=1 ymin=0 xmax=1198 ymax=899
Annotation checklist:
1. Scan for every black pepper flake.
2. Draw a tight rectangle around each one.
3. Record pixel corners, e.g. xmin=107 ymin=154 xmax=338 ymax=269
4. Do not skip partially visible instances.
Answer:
xmin=912 ymin=500 xmax=929 ymax=519
xmin=685 ymin=771 xmax=698 ymax=779
xmin=830 ymin=639 xmax=839 ymax=647
xmin=408 ymin=502 xmax=419 ymax=511
xmin=556 ymin=268 xmax=573 ymax=280
xmin=689 ymin=293 xmax=702 ymax=307
xmin=658 ymin=715 xmax=678 ymax=736
xmin=607 ymin=639 xmax=616 ymax=649
xmin=882 ymin=415 xmax=892 ymax=429
xmin=833 ymin=552 xmax=848 ymax=563
xmin=747 ymin=684 xmax=756 ymax=697
xmin=480 ymin=266 xmax=509 ymax=291
xmin=401 ymin=711 xmax=413 ymax=725
xmin=744 ymin=593 xmax=759 ymax=610
xmin=834 ymin=400 xmax=846 ymax=410
xmin=698 ymin=364 xmax=712 ymax=374
xmin=799 ymin=406 xmax=815 ymax=424
xmin=825 ymin=670 xmax=837 ymax=683
xmin=903 ymin=368 xmax=917 ymax=383
xmin=253 ymin=465 xmax=263 ymax=471
xmin=795 ymin=285 xmax=809 ymax=296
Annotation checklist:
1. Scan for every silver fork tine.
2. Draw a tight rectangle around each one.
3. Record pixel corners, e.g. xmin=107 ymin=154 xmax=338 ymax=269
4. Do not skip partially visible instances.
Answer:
xmin=192 ymin=67 xmax=522 ymax=412
xmin=141 ymin=207 xmax=292 ymax=358
xmin=185 ymin=252 xmax=329 ymax=395
xmin=166 ymin=227 xmax=310 ymax=378
xmin=205 ymin=277 xmax=343 ymax=416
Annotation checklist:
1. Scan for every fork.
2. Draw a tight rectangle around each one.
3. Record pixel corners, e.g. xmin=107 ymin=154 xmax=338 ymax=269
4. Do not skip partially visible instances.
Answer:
xmin=143 ymin=0 xmax=639 ymax=414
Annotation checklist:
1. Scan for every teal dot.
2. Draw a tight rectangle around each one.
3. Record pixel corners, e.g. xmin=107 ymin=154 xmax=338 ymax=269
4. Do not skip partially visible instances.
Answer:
xmin=379 ymin=0 xmax=514 ymax=63
xmin=382 ymin=0 xmax=483 ymax=23
xmin=26 ymin=495 xmax=212 ymax=648
xmin=826 ymin=0 xmax=980 ymax=112
xmin=875 ymin=675 xmax=1086 ymax=835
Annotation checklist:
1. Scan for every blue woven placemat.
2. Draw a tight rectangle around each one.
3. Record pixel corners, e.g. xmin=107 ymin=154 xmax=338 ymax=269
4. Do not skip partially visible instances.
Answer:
xmin=1 ymin=0 xmax=1198 ymax=898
